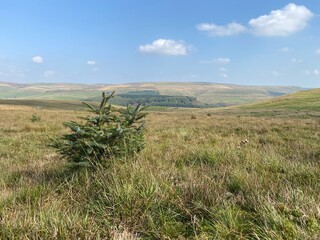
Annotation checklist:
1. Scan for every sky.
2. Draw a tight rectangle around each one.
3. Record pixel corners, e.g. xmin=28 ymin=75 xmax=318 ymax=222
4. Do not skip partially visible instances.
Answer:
xmin=0 ymin=1 xmax=319 ymax=87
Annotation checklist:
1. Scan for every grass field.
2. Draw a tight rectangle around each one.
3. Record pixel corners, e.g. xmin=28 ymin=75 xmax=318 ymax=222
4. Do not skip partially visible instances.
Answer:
xmin=0 ymin=81 xmax=302 ymax=106
xmin=241 ymin=89 xmax=320 ymax=111
xmin=0 ymin=90 xmax=319 ymax=239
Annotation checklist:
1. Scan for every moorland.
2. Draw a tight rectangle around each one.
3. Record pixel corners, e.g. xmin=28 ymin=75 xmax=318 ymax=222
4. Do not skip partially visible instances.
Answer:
xmin=0 ymin=88 xmax=319 ymax=239
xmin=0 ymin=81 xmax=302 ymax=107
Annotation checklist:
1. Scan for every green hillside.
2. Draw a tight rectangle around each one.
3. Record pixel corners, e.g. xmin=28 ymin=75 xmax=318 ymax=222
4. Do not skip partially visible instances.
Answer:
xmin=1 ymin=88 xmax=318 ymax=115
xmin=0 ymin=99 xmax=86 ymax=110
xmin=242 ymin=89 xmax=320 ymax=111
xmin=0 ymin=81 xmax=303 ymax=107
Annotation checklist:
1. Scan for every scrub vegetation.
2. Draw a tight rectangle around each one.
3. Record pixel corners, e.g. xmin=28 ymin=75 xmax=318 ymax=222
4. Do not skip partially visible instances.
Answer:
xmin=52 ymin=92 xmax=147 ymax=167
xmin=0 ymin=89 xmax=319 ymax=239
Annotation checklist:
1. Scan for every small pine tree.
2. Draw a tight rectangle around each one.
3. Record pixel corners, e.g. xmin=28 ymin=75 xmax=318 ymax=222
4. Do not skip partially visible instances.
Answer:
xmin=30 ymin=114 xmax=41 ymax=122
xmin=51 ymin=91 xmax=147 ymax=167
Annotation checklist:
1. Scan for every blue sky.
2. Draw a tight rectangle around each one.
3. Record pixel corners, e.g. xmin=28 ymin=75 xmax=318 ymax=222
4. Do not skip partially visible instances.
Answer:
xmin=0 ymin=1 xmax=319 ymax=87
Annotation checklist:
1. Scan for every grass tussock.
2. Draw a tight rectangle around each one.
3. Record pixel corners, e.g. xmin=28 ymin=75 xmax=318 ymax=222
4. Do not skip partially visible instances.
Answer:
xmin=0 ymin=104 xmax=319 ymax=239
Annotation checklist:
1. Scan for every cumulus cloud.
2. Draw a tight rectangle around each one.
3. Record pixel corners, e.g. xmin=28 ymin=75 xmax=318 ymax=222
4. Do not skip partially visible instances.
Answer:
xmin=315 ymin=49 xmax=320 ymax=55
xmin=221 ymin=73 xmax=228 ymax=79
xmin=197 ymin=4 xmax=313 ymax=38
xmin=219 ymin=67 xmax=227 ymax=72
xmin=200 ymin=58 xmax=231 ymax=64
xmin=249 ymin=3 xmax=313 ymax=36
xmin=291 ymin=58 xmax=303 ymax=63
xmin=272 ymin=71 xmax=280 ymax=76
xmin=197 ymin=22 xmax=246 ymax=36
xmin=190 ymin=74 xmax=199 ymax=78
xmin=44 ymin=70 xmax=54 ymax=78
xmin=32 ymin=56 xmax=44 ymax=64
xmin=87 ymin=60 xmax=96 ymax=65
xmin=279 ymin=47 xmax=291 ymax=52
xmin=138 ymin=39 xmax=189 ymax=56
xmin=304 ymin=69 xmax=320 ymax=75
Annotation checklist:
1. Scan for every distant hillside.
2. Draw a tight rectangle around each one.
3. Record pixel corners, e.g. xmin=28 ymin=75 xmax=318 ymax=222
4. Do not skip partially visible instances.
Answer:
xmin=0 ymin=81 xmax=303 ymax=107
xmin=98 ymin=82 xmax=303 ymax=106
xmin=0 ymin=99 xmax=86 ymax=110
xmin=242 ymin=88 xmax=320 ymax=111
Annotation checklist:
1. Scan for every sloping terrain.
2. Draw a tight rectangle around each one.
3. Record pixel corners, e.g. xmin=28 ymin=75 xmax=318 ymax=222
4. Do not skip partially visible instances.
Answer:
xmin=0 ymin=99 xmax=86 ymax=110
xmin=0 ymin=93 xmax=319 ymax=239
xmin=205 ymin=88 xmax=320 ymax=119
xmin=241 ymin=88 xmax=320 ymax=111
xmin=0 ymin=81 xmax=303 ymax=106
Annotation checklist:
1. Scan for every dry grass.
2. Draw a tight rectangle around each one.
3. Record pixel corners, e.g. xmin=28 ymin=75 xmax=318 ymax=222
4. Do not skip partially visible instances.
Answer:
xmin=0 ymin=104 xmax=319 ymax=239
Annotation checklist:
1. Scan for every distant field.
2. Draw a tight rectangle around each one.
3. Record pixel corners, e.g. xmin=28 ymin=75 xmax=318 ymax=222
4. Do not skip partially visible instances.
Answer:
xmin=0 ymin=81 xmax=303 ymax=107
xmin=201 ymin=88 xmax=320 ymax=119
xmin=0 ymin=99 xmax=175 ymax=112
xmin=0 ymin=99 xmax=86 ymax=110
xmin=241 ymin=88 xmax=320 ymax=111
xmin=0 ymin=89 xmax=319 ymax=239
xmin=0 ymin=88 xmax=317 ymax=113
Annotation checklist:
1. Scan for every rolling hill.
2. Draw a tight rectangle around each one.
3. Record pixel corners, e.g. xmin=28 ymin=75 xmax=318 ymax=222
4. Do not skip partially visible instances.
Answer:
xmin=204 ymin=88 xmax=320 ymax=119
xmin=0 ymin=87 xmax=319 ymax=239
xmin=241 ymin=88 xmax=320 ymax=111
xmin=0 ymin=81 xmax=303 ymax=107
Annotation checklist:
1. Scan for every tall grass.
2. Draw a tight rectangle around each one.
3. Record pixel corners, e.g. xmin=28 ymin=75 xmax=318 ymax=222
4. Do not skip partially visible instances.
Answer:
xmin=0 ymin=105 xmax=319 ymax=239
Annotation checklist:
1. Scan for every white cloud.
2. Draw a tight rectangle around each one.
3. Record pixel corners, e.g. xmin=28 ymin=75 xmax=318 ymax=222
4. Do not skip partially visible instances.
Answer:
xmin=87 ymin=60 xmax=96 ymax=65
xmin=32 ymin=56 xmax=44 ymax=64
xmin=214 ymin=58 xmax=231 ymax=64
xmin=190 ymin=74 xmax=199 ymax=78
xmin=197 ymin=22 xmax=246 ymax=36
xmin=219 ymin=67 xmax=227 ymax=72
xmin=315 ymin=49 xmax=320 ymax=55
xmin=279 ymin=47 xmax=291 ymax=52
xmin=200 ymin=58 xmax=231 ymax=64
xmin=44 ymin=70 xmax=54 ymax=78
xmin=138 ymin=39 xmax=189 ymax=55
xmin=303 ymin=69 xmax=319 ymax=75
xmin=272 ymin=71 xmax=279 ymax=76
xmin=249 ymin=3 xmax=313 ymax=36
xmin=91 ymin=68 xmax=99 ymax=72
xmin=197 ymin=4 xmax=312 ymax=38
xmin=291 ymin=58 xmax=303 ymax=63
xmin=304 ymin=70 xmax=311 ymax=75
xmin=221 ymin=73 xmax=228 ymax=79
